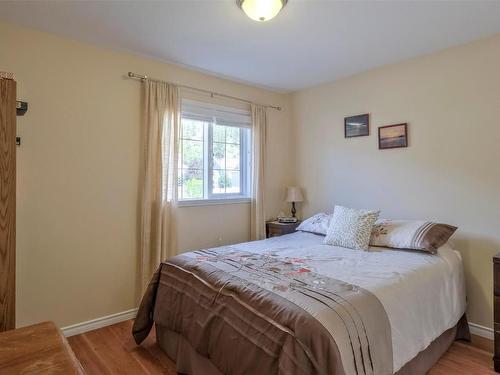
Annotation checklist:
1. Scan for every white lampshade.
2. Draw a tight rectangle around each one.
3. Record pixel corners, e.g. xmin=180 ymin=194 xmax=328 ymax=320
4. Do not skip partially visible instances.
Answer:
xmin=237 ymin=0 xmax=287 ymax=22
xmin=285 ymin=187 xmax=304 ymax=203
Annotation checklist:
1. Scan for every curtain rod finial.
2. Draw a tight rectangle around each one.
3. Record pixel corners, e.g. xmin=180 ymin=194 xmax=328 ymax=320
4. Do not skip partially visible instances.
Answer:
xmin=128 ymin=72 xmax=148 ymax=80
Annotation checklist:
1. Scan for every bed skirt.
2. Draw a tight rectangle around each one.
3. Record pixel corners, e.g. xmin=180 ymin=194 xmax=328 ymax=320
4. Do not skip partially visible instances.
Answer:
xmin=155 ymin=314 xmax=470 ymax=375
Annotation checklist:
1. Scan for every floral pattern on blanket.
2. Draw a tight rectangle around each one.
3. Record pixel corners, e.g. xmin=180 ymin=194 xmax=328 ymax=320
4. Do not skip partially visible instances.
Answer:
xmin=191 ymin=247 xmax=359 ymax=295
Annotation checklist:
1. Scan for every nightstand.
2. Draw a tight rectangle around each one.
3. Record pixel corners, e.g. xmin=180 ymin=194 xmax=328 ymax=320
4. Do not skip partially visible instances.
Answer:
xmin=494 ymin=253 xmax=500 ymax=372
xmin=266 ymin=221 xmax=301 ymax=238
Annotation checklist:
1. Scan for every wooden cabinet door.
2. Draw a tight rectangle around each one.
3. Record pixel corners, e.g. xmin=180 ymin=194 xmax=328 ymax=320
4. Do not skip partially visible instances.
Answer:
xmin=0 ymin=79 xmax=16 ymax=331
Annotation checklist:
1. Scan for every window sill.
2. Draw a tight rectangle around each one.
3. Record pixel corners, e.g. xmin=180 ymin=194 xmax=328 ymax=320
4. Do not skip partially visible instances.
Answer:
xmin=177 ymin=198 xmax=251 ymax=207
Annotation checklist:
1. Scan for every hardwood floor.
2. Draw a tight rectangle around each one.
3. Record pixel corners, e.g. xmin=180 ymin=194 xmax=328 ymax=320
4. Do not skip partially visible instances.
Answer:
xmin=429 ymin=342 xmax=495 ymax=374
xmin=68 ymin=320 xmax=496 ymax=374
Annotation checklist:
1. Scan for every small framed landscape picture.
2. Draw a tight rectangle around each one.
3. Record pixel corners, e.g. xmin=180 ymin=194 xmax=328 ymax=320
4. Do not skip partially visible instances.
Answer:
xmin=378 ymin=123 xmax=408 ymax=150
xmin=344 ymin=114 xmax=369 ymax=138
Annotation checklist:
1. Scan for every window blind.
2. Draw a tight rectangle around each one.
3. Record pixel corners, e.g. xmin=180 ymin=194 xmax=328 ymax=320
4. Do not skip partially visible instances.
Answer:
xmin=182 ymin=99 xmax=252 ymax=128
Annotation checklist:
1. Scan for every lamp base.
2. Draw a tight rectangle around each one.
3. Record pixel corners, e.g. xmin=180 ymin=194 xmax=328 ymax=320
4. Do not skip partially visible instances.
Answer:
xmin=291 ymin=202 xmax=296 ymax=218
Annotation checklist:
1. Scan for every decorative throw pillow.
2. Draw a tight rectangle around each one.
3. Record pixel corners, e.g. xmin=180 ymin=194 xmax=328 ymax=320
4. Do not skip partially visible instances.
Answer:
xmin=323 ymin=206 xmax=380 ymax=250
xmin=296 ymin=213 xmax=332 ymax=235
xmin=370 ymin=219 xmax=457 ymax=254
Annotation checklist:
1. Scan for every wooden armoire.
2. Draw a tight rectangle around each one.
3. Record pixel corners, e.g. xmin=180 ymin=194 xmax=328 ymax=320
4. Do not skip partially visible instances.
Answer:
xmin=0 ymin=75 xmax=16 ymax=332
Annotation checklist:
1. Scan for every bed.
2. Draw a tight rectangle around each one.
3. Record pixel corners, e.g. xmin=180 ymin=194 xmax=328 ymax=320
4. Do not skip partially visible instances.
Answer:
xmin=133 ymin=231 xmax=468 ymax=375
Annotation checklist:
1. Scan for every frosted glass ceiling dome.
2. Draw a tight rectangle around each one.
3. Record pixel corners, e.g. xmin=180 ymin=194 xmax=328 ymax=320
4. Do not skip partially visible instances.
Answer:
xmin=236 ymin=0 xmax=288 ymax=22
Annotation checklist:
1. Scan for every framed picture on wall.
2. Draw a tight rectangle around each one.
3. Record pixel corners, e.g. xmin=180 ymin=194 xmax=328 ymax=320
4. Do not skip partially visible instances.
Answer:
xmin=344 ymin=114 xmax=369 ymax=138
xmin=378 ymin=123 xmax=408 ymax=149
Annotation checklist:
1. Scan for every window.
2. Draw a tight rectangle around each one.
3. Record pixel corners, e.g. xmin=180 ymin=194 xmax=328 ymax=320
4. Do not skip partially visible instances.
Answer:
xmin=178 ymin=100 xmax=252 ymax=203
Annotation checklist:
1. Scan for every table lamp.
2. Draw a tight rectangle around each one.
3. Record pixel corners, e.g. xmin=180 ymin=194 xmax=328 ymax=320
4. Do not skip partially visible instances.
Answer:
xmin=285 ymin=187 xmax=304 ymax=218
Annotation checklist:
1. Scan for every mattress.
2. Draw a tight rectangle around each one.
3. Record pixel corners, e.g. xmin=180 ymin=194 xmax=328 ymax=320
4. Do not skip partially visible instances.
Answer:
xmin=234 ymin=231 xmax=466 ymax=372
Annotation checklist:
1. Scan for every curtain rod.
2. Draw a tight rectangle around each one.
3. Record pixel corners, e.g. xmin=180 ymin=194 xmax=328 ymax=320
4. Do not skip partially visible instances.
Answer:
xmin=127 ymin=72 xmax=282 ymax=111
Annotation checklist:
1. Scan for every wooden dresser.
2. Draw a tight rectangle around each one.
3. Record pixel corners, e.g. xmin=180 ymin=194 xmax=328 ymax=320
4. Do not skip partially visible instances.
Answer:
xmin=494 ymin=253 xmax=500 ymax=372
xmin=0 ymin=321 xmax=85 ymax=374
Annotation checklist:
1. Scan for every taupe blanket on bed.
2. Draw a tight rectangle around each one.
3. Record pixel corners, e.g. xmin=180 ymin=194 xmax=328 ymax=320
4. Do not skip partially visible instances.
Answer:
xmin=133 ymin=247 xmax=393 ymax=375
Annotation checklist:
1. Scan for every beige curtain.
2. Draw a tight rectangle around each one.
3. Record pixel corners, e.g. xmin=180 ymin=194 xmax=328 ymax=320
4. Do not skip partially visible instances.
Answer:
xmin=140 ymin=80 xmax=180 ymax=290
xmin=250 ymin=104 xmax=267 ymax=240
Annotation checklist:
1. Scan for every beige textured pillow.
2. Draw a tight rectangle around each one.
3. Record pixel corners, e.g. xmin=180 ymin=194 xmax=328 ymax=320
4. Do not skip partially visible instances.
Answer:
xmin=370 ymin=219 xmax=457 ymax=254
xmin=323 ymin=206 xmax=380 ymax=250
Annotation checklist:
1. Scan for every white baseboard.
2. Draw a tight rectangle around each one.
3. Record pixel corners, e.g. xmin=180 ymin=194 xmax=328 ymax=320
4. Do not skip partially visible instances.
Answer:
xmin=61 ymin=308 xmax=138 ymax=337
xmin=469 ymin=322 xmax=494 ymax=340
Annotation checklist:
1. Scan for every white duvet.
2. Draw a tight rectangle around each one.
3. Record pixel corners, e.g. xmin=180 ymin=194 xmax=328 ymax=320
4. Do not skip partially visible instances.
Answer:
xmin=234 ymin=231 xmax=466 ymax=373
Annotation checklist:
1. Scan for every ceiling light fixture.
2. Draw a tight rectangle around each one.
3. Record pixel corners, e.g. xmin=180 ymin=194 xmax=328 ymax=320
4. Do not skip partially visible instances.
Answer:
xmin=236 ymin=0 xmax=288 ymax=22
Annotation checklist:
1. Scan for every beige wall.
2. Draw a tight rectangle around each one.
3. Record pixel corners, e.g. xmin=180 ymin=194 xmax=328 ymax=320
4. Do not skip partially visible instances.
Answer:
xmin=0 ymin=21 xmax=292 ymax=328
xmin=292 ymin=33 xmax=500 ymax=329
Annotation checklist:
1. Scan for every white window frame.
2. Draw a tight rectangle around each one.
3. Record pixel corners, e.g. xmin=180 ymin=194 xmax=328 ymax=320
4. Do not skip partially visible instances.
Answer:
xmin=177 ymin=99 xmax=252 ymax=206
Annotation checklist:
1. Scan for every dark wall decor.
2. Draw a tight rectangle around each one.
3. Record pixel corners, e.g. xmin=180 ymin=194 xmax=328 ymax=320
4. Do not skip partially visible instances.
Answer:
xmin=378 ymin=123 xmax=408 ymax=149
xmin=344 ymin=113 xmax=369 ymax=138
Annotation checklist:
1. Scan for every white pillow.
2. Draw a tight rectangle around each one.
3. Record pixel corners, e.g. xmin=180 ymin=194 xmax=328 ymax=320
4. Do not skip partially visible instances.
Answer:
xmin=296 ymin=213 xmax=332 ymax=235
xmin=323 ymin=206 xmax=380 ymax=250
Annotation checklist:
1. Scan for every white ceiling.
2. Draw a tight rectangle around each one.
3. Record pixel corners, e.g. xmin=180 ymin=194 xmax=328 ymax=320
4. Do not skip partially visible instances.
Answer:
xmin=1 ymin=1 xmax=500 ymax=92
